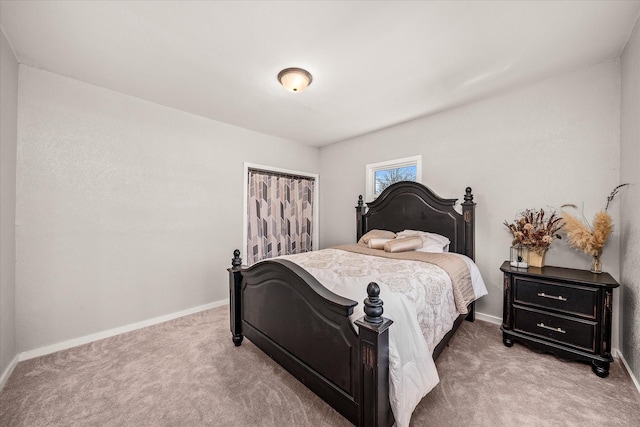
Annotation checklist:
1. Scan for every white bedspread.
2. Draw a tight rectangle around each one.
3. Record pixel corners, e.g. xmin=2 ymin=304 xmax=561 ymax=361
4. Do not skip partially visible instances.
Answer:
xmin=279 ymin=248 xmax=487 ymax=427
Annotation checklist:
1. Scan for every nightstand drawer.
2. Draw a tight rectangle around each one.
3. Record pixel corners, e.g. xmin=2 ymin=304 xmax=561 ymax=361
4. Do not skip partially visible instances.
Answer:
xmin=513 ymin=306 xmax=597 ymax=353
xmin=514 ymin=278 xmax=597 ymax=319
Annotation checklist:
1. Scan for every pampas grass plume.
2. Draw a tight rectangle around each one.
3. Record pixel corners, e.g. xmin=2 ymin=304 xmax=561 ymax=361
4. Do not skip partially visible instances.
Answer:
xmin=592 ymin=211 xmax=613 ymax=250
xmin=561 ymin=210 xmax=613 ymax=256
xmin=562 ymin=184 xmax=626 ymax=258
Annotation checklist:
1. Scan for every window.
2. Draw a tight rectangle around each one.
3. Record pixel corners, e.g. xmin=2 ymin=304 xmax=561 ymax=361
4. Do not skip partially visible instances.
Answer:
xmin=366 ymin=155 xmax=422 ymax=201
xmin=243 ymin=163 xmax=319 ymax=265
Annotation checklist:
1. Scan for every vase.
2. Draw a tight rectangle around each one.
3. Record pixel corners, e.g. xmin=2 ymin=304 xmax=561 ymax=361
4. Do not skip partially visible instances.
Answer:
xmin=529 ymin=250 xmax=546 ymax=268
xmin=591 ymin=254 xmax=603 ymax=274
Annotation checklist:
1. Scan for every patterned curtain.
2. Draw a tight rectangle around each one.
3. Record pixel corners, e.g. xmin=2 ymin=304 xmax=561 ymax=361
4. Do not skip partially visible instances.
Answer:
xmin=247 ymin=169 xmax=315 ymax=264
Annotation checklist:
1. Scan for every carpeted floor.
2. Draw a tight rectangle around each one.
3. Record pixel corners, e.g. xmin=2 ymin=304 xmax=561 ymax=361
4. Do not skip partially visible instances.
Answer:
xmin=1 ymin=305 xmax=639 ymax=426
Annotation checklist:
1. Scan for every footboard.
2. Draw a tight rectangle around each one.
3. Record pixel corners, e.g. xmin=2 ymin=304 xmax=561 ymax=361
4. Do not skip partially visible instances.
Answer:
xmin=228 ymin=250 xmax=394 ymax=427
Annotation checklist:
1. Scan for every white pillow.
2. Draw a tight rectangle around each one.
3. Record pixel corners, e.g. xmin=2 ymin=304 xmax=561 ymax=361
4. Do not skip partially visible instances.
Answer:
xmin=417 ymin=241 xmax=448 ymax=253
xmin=396 ymin=230 xmax=450 ymax=253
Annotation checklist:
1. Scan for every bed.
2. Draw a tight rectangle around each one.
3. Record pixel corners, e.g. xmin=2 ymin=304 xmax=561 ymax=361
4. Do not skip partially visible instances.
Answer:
xmin=228 ymin=181 xmax=479 ymax=427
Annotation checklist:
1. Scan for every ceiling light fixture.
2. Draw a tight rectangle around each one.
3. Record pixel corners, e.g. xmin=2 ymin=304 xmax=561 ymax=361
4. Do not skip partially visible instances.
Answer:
xmin=277 ymin=67 xmax=313 ymax=93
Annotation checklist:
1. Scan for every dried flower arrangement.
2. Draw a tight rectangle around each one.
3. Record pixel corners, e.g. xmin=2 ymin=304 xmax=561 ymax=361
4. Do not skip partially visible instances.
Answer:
xmin=561 ymin=184 xmax=629 ymax=269
xmin=504 ymin=208 xmax=564 ymax=255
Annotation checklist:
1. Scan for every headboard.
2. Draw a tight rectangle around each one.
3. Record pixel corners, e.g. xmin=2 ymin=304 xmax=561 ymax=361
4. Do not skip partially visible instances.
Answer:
xmin=355 ymin=181 xmax=476 ymax=260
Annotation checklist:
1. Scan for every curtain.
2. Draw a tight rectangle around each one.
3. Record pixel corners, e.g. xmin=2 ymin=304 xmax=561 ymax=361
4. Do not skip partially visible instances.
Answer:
xmin=247 ymin=169 xmax=314 ymax=264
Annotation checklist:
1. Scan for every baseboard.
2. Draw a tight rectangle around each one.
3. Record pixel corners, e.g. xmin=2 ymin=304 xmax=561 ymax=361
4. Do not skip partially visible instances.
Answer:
xmin=0 ymin=354 xmax=19 ymax=391
xmin=19 ymin=299 xmax=228 ymax=362
xmin=475 ymin=311 xmax=502 ymax=325
xmin=615 ymin=349 xmax=640 ymax=395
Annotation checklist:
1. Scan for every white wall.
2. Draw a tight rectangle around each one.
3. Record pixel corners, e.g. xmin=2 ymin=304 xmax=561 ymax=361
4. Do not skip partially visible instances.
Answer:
xmin=15 ymin=66 xmax=320 ymax=353
xmin=0 ymin=29 xmax=19 ymax=384
xmin=319 ymin=60 xmax=623 ymax=348
xmin=620 ymin=16 xmax=640 ymax=380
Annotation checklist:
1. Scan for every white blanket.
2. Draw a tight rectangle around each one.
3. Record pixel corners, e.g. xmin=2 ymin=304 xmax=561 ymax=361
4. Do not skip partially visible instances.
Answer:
xmin=280 ymin=248 xmax=487 ymax=427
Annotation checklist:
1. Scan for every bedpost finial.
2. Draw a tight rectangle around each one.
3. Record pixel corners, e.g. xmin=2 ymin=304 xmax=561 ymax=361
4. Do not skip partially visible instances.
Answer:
xmin=232 ymin=249 xmax=242 ymax=268
xmin=363 ymin=282 xmax=383 ymax=324
xmin=357 ymin=195 xmax=364 ymax=207
xmin=367 ymin=282 xmax=380 ymax=298
xmin=464 ymin=187 xmax=473 ymax=203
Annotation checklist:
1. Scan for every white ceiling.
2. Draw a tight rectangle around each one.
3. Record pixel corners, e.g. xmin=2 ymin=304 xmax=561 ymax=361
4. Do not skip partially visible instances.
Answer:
xmin=1 ymin=1 xmax=639 ymax=146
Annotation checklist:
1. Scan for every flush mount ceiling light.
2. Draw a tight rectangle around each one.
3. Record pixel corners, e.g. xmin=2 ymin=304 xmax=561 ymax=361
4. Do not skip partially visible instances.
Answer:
xmin=277 ymin=67 xmax=313 ymax=93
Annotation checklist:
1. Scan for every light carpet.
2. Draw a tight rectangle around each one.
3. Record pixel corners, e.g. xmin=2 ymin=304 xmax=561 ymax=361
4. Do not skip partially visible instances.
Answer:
xmin=1 ymin=305 xmax=638 ymax=426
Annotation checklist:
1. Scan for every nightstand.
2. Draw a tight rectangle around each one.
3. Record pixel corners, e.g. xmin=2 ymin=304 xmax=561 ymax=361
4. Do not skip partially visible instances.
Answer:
xmin=500 ymin=261 xmax=619 ymax=377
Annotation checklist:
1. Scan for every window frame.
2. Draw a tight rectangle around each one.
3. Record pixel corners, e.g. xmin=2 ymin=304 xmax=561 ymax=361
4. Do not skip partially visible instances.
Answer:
xmin=365 ymin=155 xmax=422 ymax=201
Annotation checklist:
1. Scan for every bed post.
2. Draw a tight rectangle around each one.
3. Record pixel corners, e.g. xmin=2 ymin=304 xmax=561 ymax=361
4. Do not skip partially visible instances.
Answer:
xmin=355 ymin=195 xmax=367 ymax=242
xmin=354 ymin=283 xmax=394 ymax=427
xmin=466 ymin=301 xmax=476 ymax=322
xmin=228 ymin=249 xmax=243 ymax=346
xmin=461 ymin=187 xmax=475 ymax=261
xmin=462 ymin=188 xmax=476 ymax=323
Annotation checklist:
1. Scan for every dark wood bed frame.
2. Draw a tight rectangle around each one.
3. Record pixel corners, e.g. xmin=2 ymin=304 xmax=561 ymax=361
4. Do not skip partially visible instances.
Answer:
xmin=228 ymin=181 xmax=476 ymax=427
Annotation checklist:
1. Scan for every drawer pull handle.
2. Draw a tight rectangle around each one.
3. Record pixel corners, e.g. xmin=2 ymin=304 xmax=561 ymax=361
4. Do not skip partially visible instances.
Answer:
xmin=537 ymin=292 xmax=567 ymax=302
xmin=537 ymin=322 xmax=566 ymax=334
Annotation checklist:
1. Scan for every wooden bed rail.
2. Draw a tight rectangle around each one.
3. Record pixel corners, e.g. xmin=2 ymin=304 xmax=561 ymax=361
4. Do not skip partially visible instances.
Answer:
xmin=228 ymin=251 xmax=394 ymax=427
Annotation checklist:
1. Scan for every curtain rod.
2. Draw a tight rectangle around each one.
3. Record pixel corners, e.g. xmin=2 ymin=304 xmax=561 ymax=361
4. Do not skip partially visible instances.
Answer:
xmin=248 ymin=168 xmax=316 ymax=182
